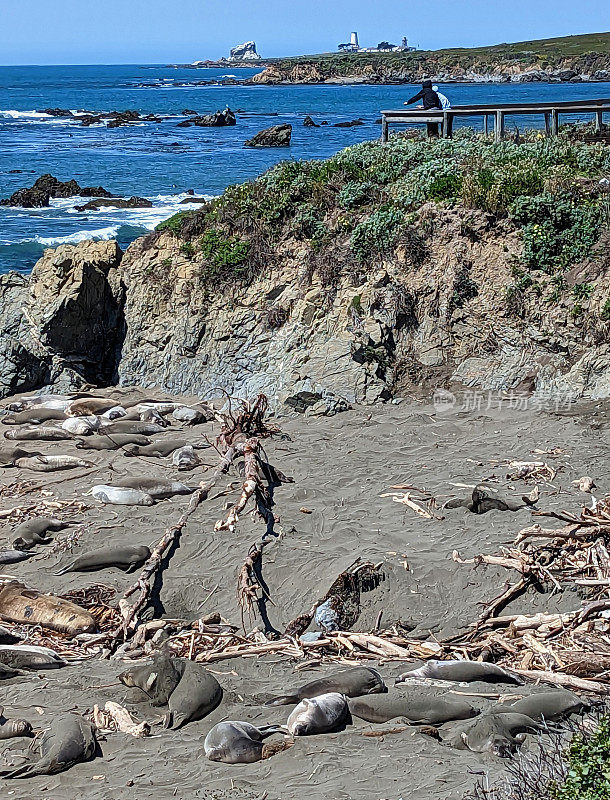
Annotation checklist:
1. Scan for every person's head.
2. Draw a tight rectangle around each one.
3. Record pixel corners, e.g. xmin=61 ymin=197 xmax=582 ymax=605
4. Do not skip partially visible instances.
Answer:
xmin=432 ymin=85 xmax=439 ymax=92
xmin=422 ymin=80 xmax=433 ymax=89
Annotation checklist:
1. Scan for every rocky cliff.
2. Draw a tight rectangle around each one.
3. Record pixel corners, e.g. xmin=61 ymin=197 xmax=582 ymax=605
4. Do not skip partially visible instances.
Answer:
xmin=2 ymin=133 xmax=610 ymax=410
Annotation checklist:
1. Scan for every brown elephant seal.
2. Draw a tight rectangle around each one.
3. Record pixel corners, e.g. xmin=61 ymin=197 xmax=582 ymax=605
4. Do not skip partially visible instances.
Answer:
xmin=11 ymin=517 xmax=70 ymax=551
xmin=0 ymin=582 xmax=97 ymax=635
xmin=2 ymin=409 xmax=67 ymax=426
xmin=0 ymin=447 xmax=40 ymax=467
xmin=123 ymin=438 xmax=189 ymax=458
xmin=396 ymin=660 xmax=523 ymax=685
xmin=0 ymin=713 xmax=96 ymax=778
xmin=445 ymin=484 xmax=534 ymax=514
xmin=0 ymin=644 xmax=66 ymax=670
xmin=119 ymin=653 xmax=182 ymax=706
xmin=112 ymin=477 xmax=194 ymax=499
xmin=349 ymin=692 xmax=477 ymax=725
xmin=98 ymin=421 xmax=166 ymax=436
xmin=76 ymin=434 xmax=150 ymax=451
xmin=4 ymin=426 xmax=74 ymax=442
xmin=56 ymin=545 xmax=151 ymax=575
xmin=495 ymin=690 xmax=590 ymax=721
xmin=0 ymin=708 xmax=32 ymax=740
xmin=287 ymin=692 xmax=351 ymax=736
xmin=443 ymin=712 xmax=539 ymax=757
xmin=204 ymin=722 xmax=291 ymax=764
xmin=67 ymin=398 xmax=117 ymax=416
xmin=266 ymin=667 xmax=387 ymax=706
xmin=14 ymin=455 xmax=90 ymax=472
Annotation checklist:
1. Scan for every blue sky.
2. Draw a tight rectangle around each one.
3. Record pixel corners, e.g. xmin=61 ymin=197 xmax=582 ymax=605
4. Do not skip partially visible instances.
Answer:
xmin=2 ymin=0 xmax=609 ymax=64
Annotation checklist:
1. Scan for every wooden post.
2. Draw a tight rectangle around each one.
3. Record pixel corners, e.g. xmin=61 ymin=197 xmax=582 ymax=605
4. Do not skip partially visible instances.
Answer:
xmin=484 ymin=114 xmax=489 ymax=136
xmin=446 ymin=113 xmax=454 ymax=139
xmin=551 ymin=109 xmax=559 ymax=136
xmin=495 ymin=110 xmax=505 ymax=142
xmin=595 ymin=110 xmax=604 ymax=134
xmin=544 ymin=113 xmax=551 ymax=137
xmin=381 ymin=116 xmax=389 ymax=143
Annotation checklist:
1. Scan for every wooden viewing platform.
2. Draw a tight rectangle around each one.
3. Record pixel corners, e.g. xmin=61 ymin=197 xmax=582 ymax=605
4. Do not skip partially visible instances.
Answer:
xmin=380 ymin=98 xmax=610 ymax=142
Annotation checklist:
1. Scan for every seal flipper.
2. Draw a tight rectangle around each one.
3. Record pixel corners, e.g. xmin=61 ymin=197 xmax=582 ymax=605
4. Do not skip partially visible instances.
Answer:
xmin=265 ymin=694 xmax=300 ymax=707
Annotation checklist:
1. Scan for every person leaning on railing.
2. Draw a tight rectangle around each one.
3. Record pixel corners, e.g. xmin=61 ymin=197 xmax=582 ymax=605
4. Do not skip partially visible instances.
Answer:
xmin=404 ymin=80 xmax=443 ymax=137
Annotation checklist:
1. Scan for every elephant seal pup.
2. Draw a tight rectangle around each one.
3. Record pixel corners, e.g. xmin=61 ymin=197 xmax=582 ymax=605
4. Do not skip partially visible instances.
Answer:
xmin=76 ymin=434 xmax=150 ymax=451
xmin=112 ymin=477 xmax=194 ymax=499
xmin=2 ymin=409 xmax=67 ymax=426
xmin=0 ymin=708 xmax=32 ymax=740
xmin=98 ymin=421 xmax=166 ymax=436
xmin=4 ymin=426 xmax=74 ymax=442
xmin=396 ymin=660 xmax=523 ymax=686
xmin=11 ymin=517 xmax=69 ymax=550
xmin=101 ymin=406 xmax=127 ymax=420
xmin=443 ymin=712 xmax=539 ymax=757
xmin=266 ymin=666 xmax=387 ymax=706
xmin=67 ymin=398 xmax=117 ymax=417
xmin=349 ymin=692 xmax=477 ymax=725
xmin=90 ymin=485 xmax=155 ymax=506
xmin=0 ymin=644 xmax=66 ymax=670
xmin=0 ymin=549 xmax=34 ymax=565
xmin=123 ymin=438 xmax=189 ymax=458
xmin=287 ymin=692 xmax=351 ymax=736
xmin=445 ymin=484 xmax=533 ymax=514
xmin=0 ymin=713 xmax=96 ymax=778
xmin=14 ymin=455 xmax=90 ymax=472
xmin=56 ymin=545 xmax=151 ymax=575
xmin=166 ymin=659 xmax=223 ymax=729
xmin=204 ymin=722 xmax=291 ymax=764
xmin=172 ymin=406 xmax=207 ymax=425
xmin=119 ymin=653 xmax=183 ymax=706
xmin=61 ymin=416 xmax=99 ymax=435
xmin=495 ymin=690 xmax=590 ymax=722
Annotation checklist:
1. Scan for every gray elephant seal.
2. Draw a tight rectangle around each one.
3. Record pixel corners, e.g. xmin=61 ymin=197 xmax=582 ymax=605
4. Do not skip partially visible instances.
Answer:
xmin=56 ymin=545 xmax=151 ymax=575
xmin=0 ymin=708 xmax=32 ymax=740
xmin=443 ymin=712 xmax=539 ymax=757
xmin=0 ymin=645 xmax=65 ymax=670
xmin=98 ymin=421 xmax=165 ymax=436
xmin=14 ymin=455 xmax=90 ymax=472
xmin=112 ymin=477 xmax=194 ymax=499
xmin=2 ymin=409 xmax=67 ymax=426
xmin=266 ymin=667 xmax=386 ymax=706
xmin=4 ymin=426 xmax=74 ymax=442
xmin=76 ymin=434 xmax=150 ymax=451
xmin=349 ymin=692 xmax=477 ymax=725
xmin=396 ymin=660 xmax=523 ymax=685
xmin=119 ymin=653 xmax=182 ymax=706
xmin=0 ymin=550 xmax=34 ymax=565
xmin=172 ymin=445 xmax=201 ymax=470
xmin=0 ymin=713 xmax=96 ymax=778
xmin=287 ymin=692 xmax=351 ymax=736
xmin=90 ymin=485 xmax=154 ymax=506
xmin=123 ymin=439 xmax=189 ymax=458
xmin=495 ymin=690 xmax=590 ymax=721
xmin=204 ymin=722 xmax=291 ymax=764
xmin=0 ymin=447 xmax=39 ymax=467
xmin=11 ymin=517 xmax=69 ymax=551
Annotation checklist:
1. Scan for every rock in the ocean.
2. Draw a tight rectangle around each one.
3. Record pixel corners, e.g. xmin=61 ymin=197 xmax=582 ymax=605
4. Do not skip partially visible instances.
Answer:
xmin=303 ymin=116 xmax=319 ymax=127
xmin=1 ymin=174 xmax=112 ymax=208
xmin=333 ymin=119 xmax=365 ymax=128
xmin=75 ymin=197 xmax=153 ymax=211
xmin=245 ymin=124 xmax=292 ymax=147
xmin=37 ymin=108 xmax=74 ymax=117
xmin=186 ymin=109 xmax=237 ymax=127
xmin=229 ymin=41 xmax=261 ymax=61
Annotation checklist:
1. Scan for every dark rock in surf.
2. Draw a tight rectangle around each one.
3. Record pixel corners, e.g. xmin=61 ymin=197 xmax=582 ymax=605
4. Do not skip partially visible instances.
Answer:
xmin=75 ymin=196 xmax=153 ymax=211
xmin=245 ymin=124 xmax=292 ymax=147
xmin=334 ymin=119 xmax=365 ymax=128
xmin=188 ymin=109 xmax=237 ymax=127
xmin=303 ymin=116 xmax=319 ymax=127
xmin=37 ymin=108 xmax=74 ymax=117
xmin=1 ymin=174 xmax=112 ymax=208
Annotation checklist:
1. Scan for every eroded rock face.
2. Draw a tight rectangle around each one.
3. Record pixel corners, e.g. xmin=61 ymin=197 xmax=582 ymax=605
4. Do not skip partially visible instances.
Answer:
xmin=0 ymin=240 xmax=125 ymax=398
xmin=229 ymin=41 xmax=261 ymax=61
xmin=245 ymin=124 xmax=292 ymax=147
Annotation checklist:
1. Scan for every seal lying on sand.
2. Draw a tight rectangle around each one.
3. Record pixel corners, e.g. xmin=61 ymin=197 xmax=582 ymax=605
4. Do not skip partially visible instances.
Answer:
xmin=14 ymin=455 xmax=90 ymax=472
xmin=0 ymin=644 xmax=66 ymax=670
xmin=61 ymin=416 xmax=99 ymax=435
xmin=1 ymin=409 xmax=67 ymax=425
xmin=123 ymin=439 xmax=189 ymax=458
xmin=349 ymin=692 xmax=477 ymax=725
xmin=0 ymin=582 xmax=97 ymax=636
xmin=0 ymin=447 xmax=40 ymax=467
xmin=11 ymin=517 xmax=70 ymax=550
xmin=90 ymin=485 xmax=155 ymax=506
xmin=0 ymin=708 xmax=32 ymax=740
xmin=0 ymin=713 xmax=96 ymax=778
xmin=445 ymin=484 xmax=535 ymax=514
xmin=0 ymin=550 xmax=34 ymax=565
xmin=204 ymin=722 xmax=292 ymax=764
xmin=98 ymin=421 xmax=166 ymax=436
xmin=119 ymin=653 xmax=223 ymax=728
xmin=56 ymin=545 xmax=151 ymax=575
xmin=4 ymin=426 xmax=74 ymax=441
xmin=76 ymin=434 xmax=151 ymax=450
xmin=442 ymin=712 xmax=539 ymax=757
xmin=287 ymin=692 xmax=351 ymax=736
xmin=396 ymin=660 xmax=523 ymax=685
xmin=494 ymin=690 xmax=590 ymax=721
xmin=266 ymin=667 xmax=386 ymax=706
xmin=67 ymin=398 xmax=117 ymax=416
xmin=112 ymin=477 xmax=194 ymax=499
xmin=172 ymin=445 xmax=201 ymax=470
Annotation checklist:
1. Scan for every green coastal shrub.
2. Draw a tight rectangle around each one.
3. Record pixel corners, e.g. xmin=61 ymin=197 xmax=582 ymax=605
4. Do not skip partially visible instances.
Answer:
xmin=199 ymin=228 xmax=250 ymax=272
xmin=351 ymin=206 xmax=404 ymax=262
xmin=156 ymin=210 xmax=197 ymax=236
xmin=551 ymin=715 xmax=610 ymax=800
xmin=338 ymin=181 xmax=374 ymax=209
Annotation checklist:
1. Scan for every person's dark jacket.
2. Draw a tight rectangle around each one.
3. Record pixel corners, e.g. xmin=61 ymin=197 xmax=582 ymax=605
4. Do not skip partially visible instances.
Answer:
xmin=406 ymin=80 xmax=441 ymax=110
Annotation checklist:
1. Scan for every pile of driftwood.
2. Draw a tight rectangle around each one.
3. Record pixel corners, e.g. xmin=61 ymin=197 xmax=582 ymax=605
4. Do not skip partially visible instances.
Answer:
xmin=450 ymin=497 xmax=610 ymax=694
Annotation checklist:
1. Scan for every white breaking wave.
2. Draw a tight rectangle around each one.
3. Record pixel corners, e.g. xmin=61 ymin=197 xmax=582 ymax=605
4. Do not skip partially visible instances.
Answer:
xmin=0 ymin=109 xmax=51 ymax=119
xmin=34 ymin=226 xmax=121 ymax=246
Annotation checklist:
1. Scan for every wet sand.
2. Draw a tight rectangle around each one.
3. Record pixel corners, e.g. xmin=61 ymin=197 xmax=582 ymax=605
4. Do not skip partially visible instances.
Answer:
xmin=0 ymin=389 xmax=608 ymax=799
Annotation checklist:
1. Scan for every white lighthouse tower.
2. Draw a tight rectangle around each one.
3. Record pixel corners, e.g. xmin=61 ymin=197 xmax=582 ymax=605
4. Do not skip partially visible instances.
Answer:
xmin=350 ymin=32 xmax=359 ymax=48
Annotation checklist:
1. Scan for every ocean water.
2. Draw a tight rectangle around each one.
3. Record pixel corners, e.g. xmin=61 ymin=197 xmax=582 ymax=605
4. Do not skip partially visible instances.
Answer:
xmin=1 ymin=64 xmax=610 ymax=274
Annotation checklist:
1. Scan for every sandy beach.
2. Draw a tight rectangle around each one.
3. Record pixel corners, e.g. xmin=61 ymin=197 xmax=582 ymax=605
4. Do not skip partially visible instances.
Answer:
xmin=0 ymin=388 xmax=607 ymax=798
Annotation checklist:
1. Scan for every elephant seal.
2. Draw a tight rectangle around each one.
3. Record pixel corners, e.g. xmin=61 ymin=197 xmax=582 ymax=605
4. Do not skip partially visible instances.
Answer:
xmin=266 ymin=667 xmax=387 ymax=706
xmin=1 ymin=409 xmax=67 ymax=426
xmin=0 ymin=550 xmax=34 ymax=565
xmin=348 ymin=692 xmax=478 ymax=725
xmin=287 ymin=692 xmax=351 ymax=736
xmin=495 ymin=690 xmax=590 ymax=722
xmin=119 ymin=653 xmax=183 ymax=706
xmin=5 ymin=394 xmax=73 ymax=412
xmin=76 ymin=434 xmax=150 ymax=451
xmin=11 ymin=517 xmax=69 ymax=551
xmin=112 ymin=477 xmax=194 ymax=499
xmin=56 ymin=545 xmax=151 ymax=575
xmin=139 ymin=408 xmax=170 ymax=427
xmin=0 ymin=644 xmax=66 ymax=670
xmin=123 ymin=438 xmax=189 ymax=458
xmin=443 ymin=712 xmax=539 ymax=757
xmin=0 ymin=713 xmax=96 ymax=778
xmin=4 ymin=426 xmax=74 ymax=441
xmin=67 ymin=398 xmax=117 ymax=416
xmin=0 ymin=447 xmax=39 ymax=467
xmin=61 ymin=416 xmax=99 ymax=435
xmin=165 ymin=659 xmax=223 ymax=729
xmin=172 ymin=406 xmax=207 ymax=425
xmin=396 ymin=660 xmax=523 ymax=685
xmin=14 ymin=455 xmax=90 ymax=472
xmin=172 ymin=446 xmax=201 ymax=470
xmin=0 ymin=708 xmax=32 ymax=740
xmin=98 ymin=421 xmax=166 ymax=436
xmin=204 ymin=722 xmax=291 ymax=764
xmin=445 ymin=484 xmax=534 ymax=514
xmin=0 ymin=582 xmax=97 ymax=635
xmin=101 ymin=406 xmax=127 ymax=420
xmin=90 ymin=485 xmax=155 ymax=506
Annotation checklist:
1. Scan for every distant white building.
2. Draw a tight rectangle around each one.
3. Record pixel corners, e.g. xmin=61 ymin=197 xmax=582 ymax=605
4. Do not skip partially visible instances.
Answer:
xmin=338 ymin=32 xmax=416 ymax=53
xmin=338 ymin=32 xmax=360 ymax=52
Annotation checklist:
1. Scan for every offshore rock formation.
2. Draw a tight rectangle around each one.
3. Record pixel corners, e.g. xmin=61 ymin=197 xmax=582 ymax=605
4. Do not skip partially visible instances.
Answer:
xmin=244 ymin=124 xmax=292 ymax=147
xmin=1 ymin=174 xmax=111 ymax=209
xmin=177 ymin=109 xmax=236 ymax=128
xmin=229 ymin=41 xmax=261 ymax=61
